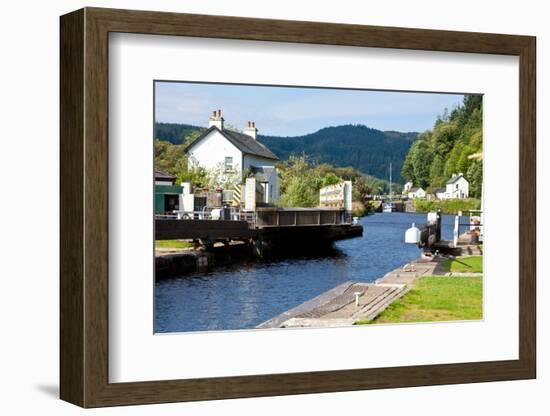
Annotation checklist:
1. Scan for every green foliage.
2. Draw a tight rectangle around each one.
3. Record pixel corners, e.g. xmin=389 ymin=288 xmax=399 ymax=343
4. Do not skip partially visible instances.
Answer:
xmin=467 ymin=160 xmax=483 ymax=198
xmin=411 ymin=140 xmax=434 ymax=188
xmin=177 ymin=165 xmax=208 ymax=189
xmin=413 ymin=198 xmax=481 ymax=214
xmin=154 ymin=123 xmax=205 ymax=144
xmin=154 ymin=139 xmax=188 ymax=175
xmin=401 ymin=95 xmax=483 ymax=193
xmin=278 ymin=155 xmax=323 ymax=207
xmin=352 ymin=176 xmax=372 ymax=205
xmin=278 ymin=154 xmax=377 ymax=212
xmin=321 ymin=172 xmax=340 ymax=187
xmin=429 ymin=155 xmax=446 ymax=188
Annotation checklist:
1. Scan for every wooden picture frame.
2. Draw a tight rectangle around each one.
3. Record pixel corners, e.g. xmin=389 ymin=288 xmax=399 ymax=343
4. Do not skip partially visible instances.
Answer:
xmin=60 ymin=7 xmax=536 ymax=408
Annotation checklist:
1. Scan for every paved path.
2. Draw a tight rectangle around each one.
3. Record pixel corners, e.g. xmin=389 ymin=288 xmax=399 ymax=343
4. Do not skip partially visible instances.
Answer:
xmin=257 ymin=254 xmax=465 ymax=329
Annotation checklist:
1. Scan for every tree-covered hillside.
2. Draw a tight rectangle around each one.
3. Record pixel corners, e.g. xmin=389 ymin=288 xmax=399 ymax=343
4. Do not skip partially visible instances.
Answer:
xmin=401 ymin=95 xmax=483 ymax=197
xmin=154 ymin=122 xmax=417 ymax=182
xmin=155 ymin=122 xmax=205 ymax=144
xmin=260 ymin=125 xmax=416 ymax=182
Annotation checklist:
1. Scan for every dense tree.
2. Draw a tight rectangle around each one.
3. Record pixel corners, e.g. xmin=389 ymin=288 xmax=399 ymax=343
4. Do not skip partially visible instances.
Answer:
xmin=401 ymin=95 xmax=483 ymax=194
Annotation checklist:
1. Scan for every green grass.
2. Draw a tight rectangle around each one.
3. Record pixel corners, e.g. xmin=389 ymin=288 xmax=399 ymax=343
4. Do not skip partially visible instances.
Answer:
xmin=442 ymin=256 xmax=483 ymax=273
xmin=357 ymin=276 xmax=482 ymax=325
xmin=413 ymin=198 xmax=481 ymax=214
xmin=155 ymin=240 xmax=194 ymax=249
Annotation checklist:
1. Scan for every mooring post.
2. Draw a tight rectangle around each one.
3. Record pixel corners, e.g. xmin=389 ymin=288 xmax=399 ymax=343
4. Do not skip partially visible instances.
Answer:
xmin=354 ymin=292 xmax=362 ymax=309
xmin=453 ymin=213 xmax=460 ymax=247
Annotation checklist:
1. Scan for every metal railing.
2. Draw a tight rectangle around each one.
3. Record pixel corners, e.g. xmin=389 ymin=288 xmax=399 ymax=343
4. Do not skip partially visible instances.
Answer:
xmin=155 ymin=206 xmax=257 ymax=227
xmin=454 ymin=210 xmax=483 ymax=245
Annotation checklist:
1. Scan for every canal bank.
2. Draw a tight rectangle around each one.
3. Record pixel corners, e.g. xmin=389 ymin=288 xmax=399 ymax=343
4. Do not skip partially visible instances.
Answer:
xmin=155 ymin=212 xmax=461 ymax=333
xmin=155 ymin=222 xmax=363 ymax=279
xmin=257 ymin=250 xmax=482 ymax=329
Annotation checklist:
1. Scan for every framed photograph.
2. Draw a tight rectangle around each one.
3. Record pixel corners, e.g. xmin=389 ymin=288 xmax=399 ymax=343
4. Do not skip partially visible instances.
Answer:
xmin=60 ymin=7 xmax=536 ymax=408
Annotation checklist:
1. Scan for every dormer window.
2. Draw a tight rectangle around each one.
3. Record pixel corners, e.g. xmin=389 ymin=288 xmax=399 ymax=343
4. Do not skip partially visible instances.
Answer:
xmin=225 ymin=156 xmax=233 ymax=172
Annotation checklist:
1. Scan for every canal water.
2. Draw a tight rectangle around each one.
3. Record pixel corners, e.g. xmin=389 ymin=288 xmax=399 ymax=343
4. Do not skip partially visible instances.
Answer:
xmin=155 ymin=212 xmax=459 ymax=333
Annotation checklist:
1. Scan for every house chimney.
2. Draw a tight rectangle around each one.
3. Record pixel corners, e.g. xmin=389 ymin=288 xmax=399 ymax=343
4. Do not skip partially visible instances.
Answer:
xmin=244 ymin=120 xmax=258 ymax=140
xmin=208 ymin=109 xmax=224 ymax=130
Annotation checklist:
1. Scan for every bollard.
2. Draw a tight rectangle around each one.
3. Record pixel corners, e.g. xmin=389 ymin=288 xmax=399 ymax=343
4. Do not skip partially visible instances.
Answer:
xmin=354 ymin=292 xmax=362 ymax=309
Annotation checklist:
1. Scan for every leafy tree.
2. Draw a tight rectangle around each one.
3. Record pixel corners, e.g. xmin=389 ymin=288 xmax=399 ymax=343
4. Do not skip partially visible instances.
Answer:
xmin=411 ymin=140 xmax=434 ymax=188
xmin=352 ymin=176 xmax=372 ymax=205
xmin=177 ymin=165 xmax=208 ymax=189
xmin=429 ymin=155 xmax=446 ymax=188
xmin=321 ymin=172 xmax=340 ymax=187
xmin=401 ymin=94 xmax=483 ymax=196
xmin=154 ymin=139 xmax=188 ymax=177
xmin=467 ymin=161 xmax=483 ymax=198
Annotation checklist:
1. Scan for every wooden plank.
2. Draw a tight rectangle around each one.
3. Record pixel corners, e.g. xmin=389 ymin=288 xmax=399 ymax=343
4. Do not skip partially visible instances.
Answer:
xmin=60 ymin=9 xmax=85 ymax=407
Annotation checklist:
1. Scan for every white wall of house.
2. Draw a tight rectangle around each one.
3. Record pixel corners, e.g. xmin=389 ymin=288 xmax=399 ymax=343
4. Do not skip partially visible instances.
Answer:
xmin=187 ymin=130 xmax=243 ymax=175
xmin=187 ymin=129 xmax=280 ymax=205
xmin=408 ymin=188 xmax=426 ymax=199
xmin=436 ymin=190 xmax=447 ymax=200
xmin=242 ymin=154 xmax=278 ymax=172
xmin=445 ymin=176 xmax=469 ymax=199
xmin=243 ymin=155 xmax=279 ymax=204
xmin=264 ymin=168 xmax=280 ymax=203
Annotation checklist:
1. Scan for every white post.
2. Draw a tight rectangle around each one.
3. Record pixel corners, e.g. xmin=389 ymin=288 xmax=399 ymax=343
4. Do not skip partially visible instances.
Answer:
xmin=354 ymin=292 xmax=362 ymax=309
xmin=453 ymin=214 xmax=460 ymax=247
xmin=244 ymin=178 xmax=256 ymax=211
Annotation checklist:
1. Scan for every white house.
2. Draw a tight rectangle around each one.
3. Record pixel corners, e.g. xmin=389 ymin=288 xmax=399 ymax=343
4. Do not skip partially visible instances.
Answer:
xmin=434 ymin=187 xmax=447 ymax=200
xmin=185 ymin=110 xmax=280 ymax=205
xmin=443 ymin=173 xmax=469 ymax=199
xmin=407 ymin=187 xmax=426 ymax=199
xmin=403 ymin=181 xmax=413 ymax=194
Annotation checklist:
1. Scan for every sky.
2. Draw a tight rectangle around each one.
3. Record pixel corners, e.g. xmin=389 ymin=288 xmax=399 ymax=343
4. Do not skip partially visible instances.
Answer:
xmin=155 ymin=81 xmax=466 ymax=137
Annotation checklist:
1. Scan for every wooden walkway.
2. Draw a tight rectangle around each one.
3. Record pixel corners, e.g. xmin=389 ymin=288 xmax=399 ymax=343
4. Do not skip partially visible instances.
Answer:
xmin=257 ymin=281 xmax=409 ymax=329
xmin=257 ymin=255 xmax=445 ymax=329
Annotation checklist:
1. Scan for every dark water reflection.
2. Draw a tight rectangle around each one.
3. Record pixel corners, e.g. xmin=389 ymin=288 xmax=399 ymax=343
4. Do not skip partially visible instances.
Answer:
xmin=155 ymin=212 xmax=458 ymax=333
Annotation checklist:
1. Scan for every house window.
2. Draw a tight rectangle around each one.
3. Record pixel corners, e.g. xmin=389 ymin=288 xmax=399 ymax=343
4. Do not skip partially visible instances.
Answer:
xmin=224 ymin=156 xmax=233 ymax=172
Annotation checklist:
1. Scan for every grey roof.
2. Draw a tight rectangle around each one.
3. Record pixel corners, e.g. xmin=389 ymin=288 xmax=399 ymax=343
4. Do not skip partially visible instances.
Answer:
xmin=434 ymin=187 xmax=446 ymax=193
xmin=185 ymin=126 xmax=279 ymax=161
xmin=446 ymin=174 xmax=466 ymax=185
xmin=155 ymin=169 xmax=176 ymax=180
xmin=410 ymin=187 xmax=423 ymax=192
xmin=250 ymin=166 xmax=275 ymax=182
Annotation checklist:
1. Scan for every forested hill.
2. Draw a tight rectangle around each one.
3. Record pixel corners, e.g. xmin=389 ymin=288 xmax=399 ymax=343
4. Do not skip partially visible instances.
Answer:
xmin=155 ymin=122 xmax=417 ymax=182
xmin=401 ymin=95 xmax=483 ymax=197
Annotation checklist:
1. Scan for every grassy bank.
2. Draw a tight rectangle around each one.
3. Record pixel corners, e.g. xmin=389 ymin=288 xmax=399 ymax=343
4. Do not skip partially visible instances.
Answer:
xmin=358 ymin=275 xmax=482 ymax=324
xmin=155 ymin=240 xmax=194 ymax=249
xmin=442 ymin=256 xmax=483 ymax=273
xmin=413 ymin=198 xmax=481 ymax=214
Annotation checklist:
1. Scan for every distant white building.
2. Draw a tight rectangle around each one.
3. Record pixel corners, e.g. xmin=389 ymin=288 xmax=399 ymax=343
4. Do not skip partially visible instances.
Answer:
xmin=442 ymin=173 xmax=469 ymax=199
xmin=408 ymin=187 xmax=426 ymax=199
xmin=403 ymin=181 xmax=413 ymax=194
xmin=434 ymin=187 xmax=447 ymax=200
xmin=185 ymin=110 xmax=280 ymax=205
